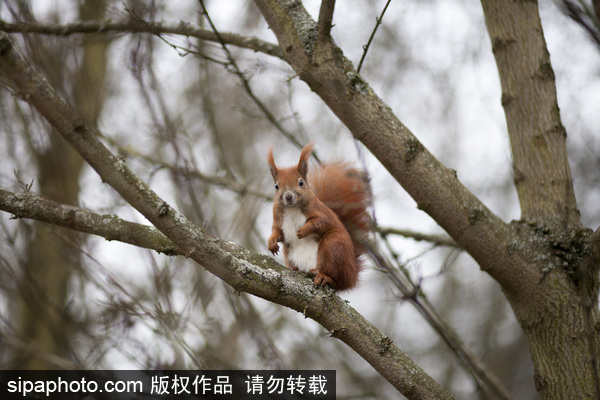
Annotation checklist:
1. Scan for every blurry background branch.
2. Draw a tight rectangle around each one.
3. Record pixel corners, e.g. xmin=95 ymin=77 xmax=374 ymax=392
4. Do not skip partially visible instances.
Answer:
xmin=365 ymin=234 xmax=513 ymax=400
xmin=195 ymin=1 xmax=308 ymax=153
xmin=0 ymin=18 xmax=285 ymax=59
xmin=378 ymin=227 xmax=460 ymax=249
xmin=561 ymin=0 xmax=600 ymax=48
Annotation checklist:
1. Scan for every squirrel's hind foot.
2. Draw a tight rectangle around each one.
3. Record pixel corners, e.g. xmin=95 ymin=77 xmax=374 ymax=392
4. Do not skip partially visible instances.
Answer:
xmin=310 ymin=269 xmax=335 ymax=289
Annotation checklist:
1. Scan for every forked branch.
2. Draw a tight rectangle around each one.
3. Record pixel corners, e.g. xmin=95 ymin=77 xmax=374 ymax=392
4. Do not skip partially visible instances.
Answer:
xmin=252 ymin=0 xmax=532 ymax=298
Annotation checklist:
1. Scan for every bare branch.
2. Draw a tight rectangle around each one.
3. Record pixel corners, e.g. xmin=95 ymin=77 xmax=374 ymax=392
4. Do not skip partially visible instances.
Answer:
xmin=0 ymin=183 xmax=486 ymax=396
xmin=560 ymin=0 xmax=600 ymax=48
xmin=195 ymin=0 xmax=307 ymax=153
xmin=0 ymin=19 xmax=285 ymax=60
xmin=316 ymin=0 xmax=336 ymax=44
xmin=364 ymin=236 xmax=514 ymax=400
xmin=0 ymin=188 xmax=181 ymax=255
xmin=378 ymin=227 xmax=460 ymax=249
xmin=105 ymin=140 xmax=272 ymax=201
xmin=0 ymin=30 xmax=453 ymax=400
xmin=357 ymin=0 xmax=392 ymax=74
xmin=482 ymin=0 xmax=579 ymax=227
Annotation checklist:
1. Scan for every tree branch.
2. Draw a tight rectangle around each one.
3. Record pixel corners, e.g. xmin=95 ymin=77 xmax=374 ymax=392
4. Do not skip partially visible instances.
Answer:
xmin=0 ymin=31 xmax=454 ymax=400
xmin=0 ymin=188 xmax=181 ymax=256
xmin=378 ymin=227 xmax=460 ymax=249
xmin=0 ymin=185 xmax=509 ymax=398
xmin=481 ymin=0 xmax=580 ymax=228
xmin=364 ymin=236 xmax=514 ymax=400
xmin=560 ymin=0 xmax=600 ymax=48
xmin=194 ymin=1 xmax=306 ymax=151
xmin=316 ymin=0 xmax=336 ymax=44
xmin=102 ymin=137 xmax=272 ymax=201
xmin=357 ymin=0 xmax=392 ymax=74
xmin=0 ymin=19 xmax=285 ymax=60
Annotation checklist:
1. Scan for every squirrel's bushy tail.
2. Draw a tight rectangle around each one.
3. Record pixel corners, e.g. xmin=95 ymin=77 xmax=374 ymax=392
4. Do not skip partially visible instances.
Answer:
xmin=309 ymin=162 xmax=371 ymax=260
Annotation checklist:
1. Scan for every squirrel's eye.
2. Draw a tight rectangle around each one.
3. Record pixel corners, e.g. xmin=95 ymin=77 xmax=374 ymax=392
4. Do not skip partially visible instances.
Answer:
xmin=275 ymin=184 xmax=279 ymax=190
xmin=298 ymin=179 xmax=304 ymax=187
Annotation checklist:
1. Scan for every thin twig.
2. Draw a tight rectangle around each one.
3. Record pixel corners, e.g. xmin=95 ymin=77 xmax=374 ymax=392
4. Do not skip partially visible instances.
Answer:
xmin=106 ymin=138 xmax=271 ymax=201
xmin=378 ymin=226 xmax=461 ymax=249
xmin=357 ymin=0 xmax=392 ymax=74
xmin=197 ymin=0 xmax=309 ymax=154
xmin=352 ymin=139 xmax=495 ymax=395
xmin=363 ymin=234 xmax=514 ymax=400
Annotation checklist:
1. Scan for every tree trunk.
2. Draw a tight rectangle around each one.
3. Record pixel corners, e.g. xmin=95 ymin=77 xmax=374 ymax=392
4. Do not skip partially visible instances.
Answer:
xmin=481 ymin=0 xmax=600 ymax=397
xmin=506 ymin=221 xmax=600 ymax=399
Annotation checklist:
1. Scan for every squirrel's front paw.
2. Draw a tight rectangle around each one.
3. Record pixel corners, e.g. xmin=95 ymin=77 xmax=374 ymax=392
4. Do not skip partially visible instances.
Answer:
xmin=296 ymin=226 xmax=310 ymax=239
xmin=267 ymin=236 xmax=280 ymax=255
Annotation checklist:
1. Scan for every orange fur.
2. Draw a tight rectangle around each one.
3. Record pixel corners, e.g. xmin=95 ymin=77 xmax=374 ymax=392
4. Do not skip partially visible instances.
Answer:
xmin=267 ymin=143 xmax=370 ymax=290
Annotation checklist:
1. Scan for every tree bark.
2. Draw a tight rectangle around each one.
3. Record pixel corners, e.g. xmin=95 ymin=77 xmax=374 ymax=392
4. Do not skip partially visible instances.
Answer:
xmin=512 ymin=222 xmax=600 ymax=399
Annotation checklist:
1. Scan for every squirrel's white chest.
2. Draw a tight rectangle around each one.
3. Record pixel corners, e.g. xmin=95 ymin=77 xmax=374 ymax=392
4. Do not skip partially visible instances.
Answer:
xmin=281 ymin=208 xmax=318 ymax=272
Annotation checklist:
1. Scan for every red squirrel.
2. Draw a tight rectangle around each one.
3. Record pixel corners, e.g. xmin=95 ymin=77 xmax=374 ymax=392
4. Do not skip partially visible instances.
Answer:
xmin=267 ymin=143 xmax=370 ymax=290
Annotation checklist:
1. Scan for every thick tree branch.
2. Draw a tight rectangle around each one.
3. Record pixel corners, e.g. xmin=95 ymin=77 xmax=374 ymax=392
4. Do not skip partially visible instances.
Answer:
xmin=481 ymin=0 xmax=580 ymax=228
xmin=0 ymin=185 xmax=508 ymax=398
xmin=0 ymin=188 xmax=181 ymax=255
xmin=251 ymin=0 xmax=537 ymax=299
xmin=0 ymin=19 xmax=285 ymax=60
xmin=0 ymin=31 xmax=454 ymax=400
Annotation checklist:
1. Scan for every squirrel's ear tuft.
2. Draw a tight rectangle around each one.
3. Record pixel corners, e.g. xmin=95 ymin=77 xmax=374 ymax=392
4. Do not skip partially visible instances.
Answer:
xmin=267 ymin=146 xmax=278 ymax=181
xmin=297 ymin=142 xmax=315 ymax=179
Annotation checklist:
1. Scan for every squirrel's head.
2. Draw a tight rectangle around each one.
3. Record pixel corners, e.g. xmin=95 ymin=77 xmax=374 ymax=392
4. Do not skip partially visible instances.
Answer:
xmin=267 ymin=143 xmax=315 ymax=207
